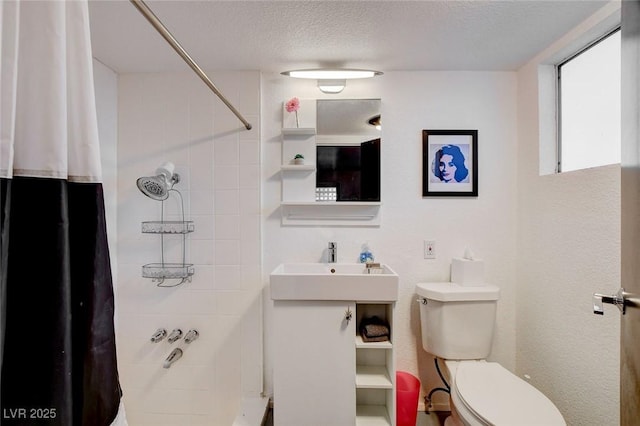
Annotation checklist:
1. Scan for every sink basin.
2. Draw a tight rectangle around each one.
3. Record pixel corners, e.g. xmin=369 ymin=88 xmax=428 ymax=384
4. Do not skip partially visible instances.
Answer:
xmin=270 ymin=263 xmax=399 ymax=301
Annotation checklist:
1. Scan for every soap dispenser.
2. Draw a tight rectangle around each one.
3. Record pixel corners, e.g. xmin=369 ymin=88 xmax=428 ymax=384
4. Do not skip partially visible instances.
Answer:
xmin=359 ymin=243 xmax=374 ymax=263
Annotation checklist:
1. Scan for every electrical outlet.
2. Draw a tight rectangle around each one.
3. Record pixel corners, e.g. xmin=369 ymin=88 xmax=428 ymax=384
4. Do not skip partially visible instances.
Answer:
xmin=424 ymin=240 xmax=436 ymax=259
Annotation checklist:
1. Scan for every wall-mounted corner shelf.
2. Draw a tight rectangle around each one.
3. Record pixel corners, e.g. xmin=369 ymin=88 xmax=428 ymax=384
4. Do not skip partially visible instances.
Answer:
xmin=280 ymin=202 xmax=381 ymax=227
xmin=282 ymin=127 xmax=316 ymax=136
xmin=280 ymin=164 xmax=316 ymax=172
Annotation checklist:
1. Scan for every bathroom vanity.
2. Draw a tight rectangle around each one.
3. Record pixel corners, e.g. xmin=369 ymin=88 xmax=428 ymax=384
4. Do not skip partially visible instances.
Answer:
xmin=270 ymin=263 xmax=399 ymax=426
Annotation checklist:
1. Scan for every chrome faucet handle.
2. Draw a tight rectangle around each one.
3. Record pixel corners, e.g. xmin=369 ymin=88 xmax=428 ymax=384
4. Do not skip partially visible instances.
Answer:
xmin=167 ymin=328 xmax=183 ymax=343
xmin=150 ymin=328 xmax=167 ymax=343
xmin=184 ymin=329 xmax=199 ymax=344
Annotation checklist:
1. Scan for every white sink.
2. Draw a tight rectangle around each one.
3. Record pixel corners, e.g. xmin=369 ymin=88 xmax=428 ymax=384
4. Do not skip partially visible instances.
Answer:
xmin=270 ymin=263 xmax=399 ymax=301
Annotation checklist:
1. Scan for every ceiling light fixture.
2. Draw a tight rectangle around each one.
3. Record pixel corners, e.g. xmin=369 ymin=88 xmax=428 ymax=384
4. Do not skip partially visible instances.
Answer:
xmin=281 ymin=68 xmax=383 ymax=94
xmin=317 ymin=79 xmax=346 ymax=94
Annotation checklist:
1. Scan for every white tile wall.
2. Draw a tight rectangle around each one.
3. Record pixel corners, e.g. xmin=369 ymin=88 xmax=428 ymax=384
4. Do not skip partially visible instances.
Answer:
xmin=117 ymin=71 xmax=261 ymax=425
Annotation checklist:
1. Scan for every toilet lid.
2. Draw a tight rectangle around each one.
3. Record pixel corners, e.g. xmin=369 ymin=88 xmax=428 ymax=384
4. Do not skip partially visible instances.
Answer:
xmin=454 ymin=362 xmax=565 ymax=426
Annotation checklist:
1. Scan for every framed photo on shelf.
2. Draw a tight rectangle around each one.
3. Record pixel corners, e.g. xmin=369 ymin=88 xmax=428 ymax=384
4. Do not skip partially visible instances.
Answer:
xmin=422 ymin=129 xmax=478 ymax=197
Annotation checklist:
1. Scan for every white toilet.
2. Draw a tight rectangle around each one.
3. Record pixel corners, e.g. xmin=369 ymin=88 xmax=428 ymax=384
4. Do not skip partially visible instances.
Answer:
xmin=416 ymin=282 xmax=566 ymax=426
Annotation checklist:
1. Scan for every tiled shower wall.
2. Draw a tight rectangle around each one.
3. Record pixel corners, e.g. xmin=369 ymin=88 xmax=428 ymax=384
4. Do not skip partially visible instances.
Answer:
xmin=116 ymin=71 xmax=262 ymax=425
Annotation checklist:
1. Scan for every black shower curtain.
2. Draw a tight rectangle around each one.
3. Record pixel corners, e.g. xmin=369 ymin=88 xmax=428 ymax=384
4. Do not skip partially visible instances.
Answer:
xmin=0 ymin=177 xmax=121 ymax=425
xmin=0 ymin=0 xmax=123 ymax=421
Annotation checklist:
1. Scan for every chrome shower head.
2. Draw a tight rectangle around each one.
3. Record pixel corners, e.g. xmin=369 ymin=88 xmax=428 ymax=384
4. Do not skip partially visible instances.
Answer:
xmin=137 ymin=175 xmax=170 ymax=200
xmin=136 ymin=162 xmax=180 ymax=201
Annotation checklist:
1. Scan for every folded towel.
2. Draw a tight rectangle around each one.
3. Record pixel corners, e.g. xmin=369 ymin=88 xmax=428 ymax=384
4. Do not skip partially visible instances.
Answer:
xmin=363 ymin=323 xmax=389 ymax=338
xmin=359 ymin=316 xmax=390 ymax=340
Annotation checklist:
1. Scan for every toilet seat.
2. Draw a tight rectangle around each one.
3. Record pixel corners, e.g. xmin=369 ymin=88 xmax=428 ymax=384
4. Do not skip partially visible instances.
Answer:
xmin=451 ymin=361 xmax=565 ymax=426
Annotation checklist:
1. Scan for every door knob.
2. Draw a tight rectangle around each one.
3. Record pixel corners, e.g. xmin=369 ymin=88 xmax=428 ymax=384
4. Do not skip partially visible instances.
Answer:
xmin=593 ymin=288 xmax=629 ymax=315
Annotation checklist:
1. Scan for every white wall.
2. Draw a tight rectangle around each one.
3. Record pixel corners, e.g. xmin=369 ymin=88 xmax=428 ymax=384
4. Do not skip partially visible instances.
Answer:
xmin=116 ymin=71 xmax=262 ymax=425
xmin=515 ymin=4 xmax=621 ymax=425
xmin=262 ymin=71 xmax=519 ymax=409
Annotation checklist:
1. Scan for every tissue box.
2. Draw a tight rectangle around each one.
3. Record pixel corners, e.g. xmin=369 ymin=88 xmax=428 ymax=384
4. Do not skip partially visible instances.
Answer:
xmin=451 ymin=258 xmax=484 ymax=286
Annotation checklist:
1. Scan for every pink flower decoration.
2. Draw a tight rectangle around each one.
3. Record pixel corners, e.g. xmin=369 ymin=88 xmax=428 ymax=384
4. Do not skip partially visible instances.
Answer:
xmin=285 ymin=97 xmax=300 ymax=113
xmin=285 ymin=97 xmax=300 ymax=127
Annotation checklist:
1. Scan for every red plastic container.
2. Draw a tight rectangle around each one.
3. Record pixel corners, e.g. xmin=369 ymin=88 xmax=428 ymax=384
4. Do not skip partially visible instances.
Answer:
xmin=396 ymin=371 xmax=421 ymax=426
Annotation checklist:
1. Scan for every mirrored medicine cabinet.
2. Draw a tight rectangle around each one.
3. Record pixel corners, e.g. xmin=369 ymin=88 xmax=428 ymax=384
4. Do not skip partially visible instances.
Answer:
xmin=281 ymin=98 xmax=382 ymax=226
xmin=316 ymin=99 xmax=381 ymax=202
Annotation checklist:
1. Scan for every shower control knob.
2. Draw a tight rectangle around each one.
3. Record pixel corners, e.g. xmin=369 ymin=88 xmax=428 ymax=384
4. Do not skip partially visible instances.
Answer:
xmin=150 ymin=328 xmax=167 ymax=343
xmin=184 ymin=329 xmax=199 ymax=344
xmin=167 ymin=328 xmax=183 ymax=343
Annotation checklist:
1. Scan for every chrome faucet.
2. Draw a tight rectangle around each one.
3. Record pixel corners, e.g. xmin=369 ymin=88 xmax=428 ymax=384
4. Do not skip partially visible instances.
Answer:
xmin=328 ymin=242 xmax=337 ymax=263
xmin=163 ymin=348 xmax=183 ymax=369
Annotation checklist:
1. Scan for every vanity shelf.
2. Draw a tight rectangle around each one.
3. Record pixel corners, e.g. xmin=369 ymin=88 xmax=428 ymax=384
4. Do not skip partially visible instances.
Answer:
xmin=356 ymin=405 xmax=391 ymax=426
xmin=282 ymin=127 xmax=316 ymax=136
xmin=141 ymin=221 xmax=194 ymax=234
xmin=280 ymin=202 xmax=382 ymax=226
xmin=356 ymin=365 xmax=393 ymax=389
xmin=355 ymin=335 xmax=393 ymax=349
xmin=280 ymin=164 xmax=316 ymax=172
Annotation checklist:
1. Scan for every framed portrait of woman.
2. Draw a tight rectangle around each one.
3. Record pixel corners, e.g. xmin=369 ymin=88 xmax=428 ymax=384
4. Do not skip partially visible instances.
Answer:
xmin=422 ymin=129 xmax=478 ymax=197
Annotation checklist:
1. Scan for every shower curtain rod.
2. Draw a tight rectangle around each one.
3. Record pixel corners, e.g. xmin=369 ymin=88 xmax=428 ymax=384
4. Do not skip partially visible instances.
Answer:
xmin=129 ymin=0 xmax=252 ymax=130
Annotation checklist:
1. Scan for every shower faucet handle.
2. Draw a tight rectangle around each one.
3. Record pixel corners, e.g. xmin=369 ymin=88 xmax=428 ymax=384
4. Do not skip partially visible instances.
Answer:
xmin=150 ymin=328 xmax=167 ymax=343
xmin=593 ymin=288 xmax=629 ymax=315
xmin=184 ymin=329 xmax=199 ymax=344
xmin=167 ymin=328 xmax=183 ymax=343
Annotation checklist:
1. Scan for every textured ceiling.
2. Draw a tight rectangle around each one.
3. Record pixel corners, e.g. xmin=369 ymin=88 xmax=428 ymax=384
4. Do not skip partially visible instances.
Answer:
xmin=88 ymin=0 xmax=611 ymax=74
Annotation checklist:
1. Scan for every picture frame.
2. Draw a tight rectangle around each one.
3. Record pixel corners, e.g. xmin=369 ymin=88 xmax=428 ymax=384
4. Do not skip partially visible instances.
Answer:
xmin=422 ymin=129 xmax=478 ymax=197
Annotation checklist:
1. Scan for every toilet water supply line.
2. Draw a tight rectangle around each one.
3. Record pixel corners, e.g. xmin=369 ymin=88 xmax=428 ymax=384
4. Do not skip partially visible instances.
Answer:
xmin=129 ymin=0 xmax=253 ymax=131
xmin=425 ymin=358 xmax=451 ymax=411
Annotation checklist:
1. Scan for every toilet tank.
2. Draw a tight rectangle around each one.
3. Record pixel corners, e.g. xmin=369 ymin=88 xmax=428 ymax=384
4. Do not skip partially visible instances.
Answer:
xmin=416 ymin=282 xmax=500 ymax=360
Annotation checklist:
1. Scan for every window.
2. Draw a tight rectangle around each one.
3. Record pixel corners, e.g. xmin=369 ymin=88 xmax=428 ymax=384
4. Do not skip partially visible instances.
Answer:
xmin=557 ymin=28 xmax=620 ymax=173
